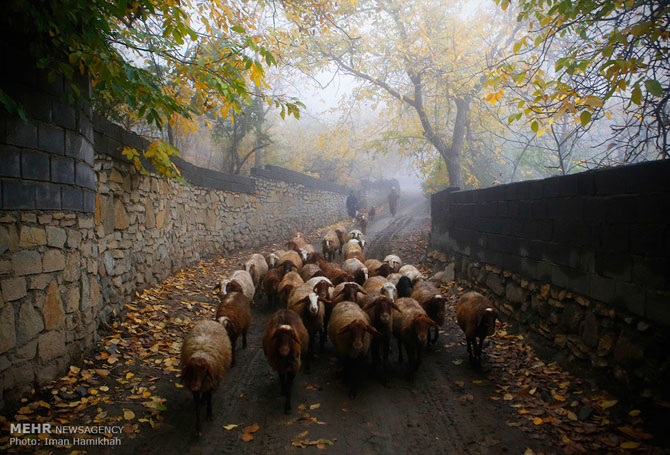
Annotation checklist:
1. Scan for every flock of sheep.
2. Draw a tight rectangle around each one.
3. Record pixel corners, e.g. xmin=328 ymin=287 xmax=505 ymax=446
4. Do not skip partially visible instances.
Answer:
xmin=180 ymin=226 xmax=498 ymax=436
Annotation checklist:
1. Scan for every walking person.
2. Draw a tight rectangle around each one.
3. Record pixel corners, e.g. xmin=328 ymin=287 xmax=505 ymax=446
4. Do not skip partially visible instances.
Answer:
xmin=346 ymin=190 xmax=358 ymax=218
xmin=388 ymin=187 xmax=399 ymax=217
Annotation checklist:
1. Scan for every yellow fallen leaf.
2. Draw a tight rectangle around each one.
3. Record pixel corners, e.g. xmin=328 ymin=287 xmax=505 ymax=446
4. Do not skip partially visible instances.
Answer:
xmin=126 ymin=372 xmax=134 ymax=379
xmin=310 ymin=403 xmax=321 ymax=410
xmin=533 ymin=417 xmax=543 ymax=425
xmin=223 ymin=424 xmax=238 ymax=431
xmin=567 ymin=411 xmax=578 ymax=421
xmin=529 ymin=387 xmax=536 ymax=395
xmin=601 ymin=399 xmax=618 ymax=409
xmin=620 ymin=441 xmax=640 ymax=449
xmin=69 ymin=366 xmax=81 ymax=375
xmin=553 ymin=394 xmax=565 ymax=401
xmin=503 ymin=393 xmax=513 ymax=401
xmin=39 ymin=401 xmax=50 ymax=409
xmin=524 ymin=449 xmax=535 ymax=455
xmin=99 ymin=386 xmax=109 ymax=392
xmin=123 ymin=410 xmax=135 ymax=420
xmin=628 ymin=409 xmax=641 ymax=417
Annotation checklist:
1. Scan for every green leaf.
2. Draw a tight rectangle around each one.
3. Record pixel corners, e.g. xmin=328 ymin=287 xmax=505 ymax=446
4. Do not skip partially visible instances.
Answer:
xmin=231 ymin=25 xmax=246 ymax=33
xmin=580 ymin=110 xmax=592 ymax=127
xmin=631 ymin=84 xmax=642 ymax=105
xmin=644 ymin=79 xmax=663 ymax=97
xmin=530 ymin=121 xmax=539 ymax=133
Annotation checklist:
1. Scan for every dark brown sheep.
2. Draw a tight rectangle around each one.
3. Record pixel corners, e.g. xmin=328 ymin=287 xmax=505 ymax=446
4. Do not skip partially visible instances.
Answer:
xmin=215 ymin=291 xmax=252 ymax=366
xmin=411 ymin=281 xmax=447 ymax=345
xmin=456 ymin=292 xmax=497 ymax=367
xmin=392 ymin=298 xmax=439 ymax=377
xmin=263 ymin=309 xmax=309 ymax=414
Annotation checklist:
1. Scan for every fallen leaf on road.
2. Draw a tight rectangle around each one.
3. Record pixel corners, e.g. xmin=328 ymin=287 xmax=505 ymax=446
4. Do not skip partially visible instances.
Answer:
xmin=243 ymin=423 xmax=260 ymax=434
xmin=223 ymin=424 xmax=238 ymax=430
xmin=239 ymin=433 xmax=254 ymax=442
xmin=503 ymin=393 xmax=514 ymax=401
xmin=310 ymin=403 xmax=321 ymax=410
xmin=533 ymin=417 xmax=543 ymax=425
xmin=601 ymin=400 xmax=618 ymax=409
xmin=123 ymin=410 xmax=135 ymax=420
xmin=620 ymin=441 xmax=640 ymax=449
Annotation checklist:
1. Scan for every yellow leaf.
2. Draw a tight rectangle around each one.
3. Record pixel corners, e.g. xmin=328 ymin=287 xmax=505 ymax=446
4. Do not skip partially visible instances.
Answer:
xmin=126 ymin=372 xmax=135 ymax=379
xmin=99 ymin=386 xmax=109 ymax=392
xmin=567 ymin=411 xmax=578 ymax=421
xmin=601 ymin=399 xmax=618 ymax=409
xmin=585 ymin=95 xmax=604 ymax=108
xmin=223 ymin=424 xmax=238 ymax=430
xmin=503 ymin=393 xmax=513 ymax=401
xmin=628 ymin=409 xmax=641 ymax=417
xmin=123 ymin=410 xmax=135 ymax=420
xmin=620 ymin=441 xmax=640 ymax=449
xmin=524 ymin=449 xmax=535 ymax=455
xmin=533 ymin=417 xmax=543 ymax=425
xmin=310 ymin=403 xmax=321 ymax=410
xmin=39 ymin=401 xmax=50 ymax=409
xmin=553 ymin=394 xmax=565 ymax=402
xmin=69 ymin=366 xmax=81 ymax=375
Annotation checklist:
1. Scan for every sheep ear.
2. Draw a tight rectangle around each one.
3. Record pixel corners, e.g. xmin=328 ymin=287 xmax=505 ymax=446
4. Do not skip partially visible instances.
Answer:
xmin=336 ymin=324 xmax=351 ymax=335
xmin=319 ymin=297 xmax=331 ymax=305
xmin=366 ymin=325 xmax=382 ymax=337
xmin=391 ymin=302 xmax=402 ymax=312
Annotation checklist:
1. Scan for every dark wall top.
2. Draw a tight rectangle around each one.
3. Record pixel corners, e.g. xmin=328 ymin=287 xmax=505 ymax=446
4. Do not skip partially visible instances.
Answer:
xmin=431 ymin=159 xmax=670 ymax=325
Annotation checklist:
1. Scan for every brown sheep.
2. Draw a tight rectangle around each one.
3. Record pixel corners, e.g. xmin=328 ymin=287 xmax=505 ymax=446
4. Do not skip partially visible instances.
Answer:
xmin=181 ymin=320 xmax=232 ymax=436
xmin=398 ymin=264 xmax=424 ymax=284
xmin=362 ymin=295 xmax=400 ymax=376
xmin=321 ymin=230 xmax=340 ymax=262
xmin=392 ymin=297 xmax=439 ymax=376
xmin=278 ymin=271 xmax=304 ymax=306
xmin=411 ymin=281 xmax=447 ymax=345
xmin=342 ymin=258 xmax=369 ymax=285
xmin=327 ymin=281 xmax=367 ymax=330
xmin=263 ymin=262 xmax=294 ymax=307
xmin=327 ymin=301 xmax=381 ymax=397
xmin=266 ymin=249 xmax=287 ymax=269
xmin=355 ymin=212 xmax=368 ymax=234
xmin=365 ymin=259 xmax=392 ymax=278
xmin=215 ymin=291 xmax=252 ymax=366
xmin=288 ymin=284 xmax=327 ymax=367
xmin=263 ymin=309 xmax=309 ymax=414
xmin=363 ymin=276 xmax=398 ymax=302
xmin=383 ymin=254 xmax=403 ymax=274
xmin=343 ymin=239 xmax=365 ymax=262
xmin=334 ymin=228 xmax=347 ymax=255
xmin=456 ymin=292 xmax=498 ymax=367
xmin=278 ymin=250 xmax=303 ymax=271
xmin=300 ymin=263 xmax=325 ymax=282
xmin=314 ymin=256 xmax=355 ymax=286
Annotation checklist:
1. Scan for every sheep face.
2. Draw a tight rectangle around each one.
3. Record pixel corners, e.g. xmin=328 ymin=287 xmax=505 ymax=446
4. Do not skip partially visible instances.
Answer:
xmin=219 ymin=279 xmax=231 ymax=295
xmin=308 ymin=292 xmax=319 ymax=316
xmin=226 ymin=281 xmax=245 ymax=295
xmin=413 ymin=315 xmax=440 ymax=347
xmin=337 ymin=320 xmax=380 ymax=354
xmin=481 ymin=308 xmax=497 ymax=336
xmin=363 ymin=296 xmax=400 ymax=334
xmin=181 ymin=357 xmax=214 ymax=392
xmin=300 ymin=249 xmax=309 ymax=262
xmin=313 ymin=281 xmax=332 ymax=301
xmin=217 ymin=316 xmax=232 ymax=332
xmin=381 ymin=282 xmax=397 ymax=302
xmin=425 ymin=295 xmax=447 ymax=324
xmin=274 ymin=325 xmax=300 ymax=358
xmin=268 ymin=254 xmax=279 ymax=268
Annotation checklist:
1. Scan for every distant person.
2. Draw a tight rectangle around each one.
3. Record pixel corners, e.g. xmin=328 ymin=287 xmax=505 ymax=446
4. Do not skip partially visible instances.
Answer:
xmin=368 ymin=205 xmax=376 ymax=221
xmin=346 ymin=190 xmax=358 ymax=218
xmin=388 ymin=187 xmax=399 ymax=216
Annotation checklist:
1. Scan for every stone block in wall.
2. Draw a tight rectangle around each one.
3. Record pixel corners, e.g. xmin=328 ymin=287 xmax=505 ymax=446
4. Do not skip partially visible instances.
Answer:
xmin=0 ymin=147 xmax=21 ymax=178
xmin=53 ymin=102 xmax=76 ymax=131
xmin=35 ymin=183 xmax=62 ymax=210
xmin=20 ymin=149 xmax=51 ymax=182
xmin=485 ymin=272 xmax=505 ymax=296
xmin=83 ymin=190 xmax=95 ymax=212
xmin=61 ymin=186 xmax=83 ymax=211
xmin=37 ymin=330 xmax=66 ymax=362
xmin=11 ymin=250 xmax=42 ymax=275
xmin=50 ymin=155 xmax=75 ymax=184
xmin=43 ymin=281 xmax=65 ymax=330
xmin=39 ymin=123 xmax=65 ymax=155
xmin=2 ymin=180 xmax=36 ymax=209
xmin=114 ymin=198 xmax=129 ymax=230
xmin=1 ymin=276 xmax=26 ymax=302
xmin=46 ymin=226 xmax=66 ymax=248
xmin=5 ymin=118 xmax=38 ymax=148
xmin=0 ymin=304 xmax=16 ymax=354
xmin=42 ymin=249 xmax=65 ymax=272
xmin=17 ymin=300 xmax=43 ymax=344
xmin=75 ymin=161 xmax=95 ymax=189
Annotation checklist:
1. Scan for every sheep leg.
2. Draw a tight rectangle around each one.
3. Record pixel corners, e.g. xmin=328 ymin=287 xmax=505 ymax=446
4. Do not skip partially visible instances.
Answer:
xmin=466 ymin=336 xmax=474 ymax=363
xmin=396 ymin=336 xmax=404 ymax=362
xmin=242 ymin=329 xmax=248 ymax=349
xmin=279 ymin=372 xmax=287 ymax=396
xmin=205 ymin=390 xmax=213 ymax=421
xmin=284 ymin=372 xmax=295 ymax=414
xmin=476 ymin=336 xmax=485 ymax=366
xmin=320 ymin=328 xmax=326 ymax=353
xmin=193 ymin=391 xmax=202 ymax=437
xmin=430 ymin=327 xmax=440 ymax=345
xmin=383 ymin=338 xmax=390 ymax=370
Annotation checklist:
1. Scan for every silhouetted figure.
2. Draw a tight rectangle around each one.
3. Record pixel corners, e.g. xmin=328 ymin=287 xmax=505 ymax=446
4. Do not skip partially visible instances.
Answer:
xmin=388 ymin=188 xmax=399 ymax=216
xmin=346 ymin=191 xmax=358 ymax=218
xmin=368 ymin=206 xmax=376 ymax=221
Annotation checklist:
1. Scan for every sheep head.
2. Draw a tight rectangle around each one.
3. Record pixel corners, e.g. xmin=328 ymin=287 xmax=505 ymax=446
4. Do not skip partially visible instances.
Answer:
xmin=337 ymin=320 xmax=381 ymax=353
xmin=425 ymin=294 xmax=447 ymax=323
xmin=479 ymin=307 xmax=498 ymax=337
xmin=274 ymin=325 xmax=301 ymax=358
xmin=363 ymin=296 xmax=400 ymax=331
xmin=380 ymin=282 xmax=397 ymax=302
xmin=412 ymin=314 xmax=441 ymax=347
xmin=182 ymin=356 xmax=215 ymax=392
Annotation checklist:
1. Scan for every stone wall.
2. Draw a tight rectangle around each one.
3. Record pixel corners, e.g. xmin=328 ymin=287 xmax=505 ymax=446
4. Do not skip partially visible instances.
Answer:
xmin=0 ymin=112 xmax=349 ymax=409
xmin=430 ymin=160 xmax=669 ymax=395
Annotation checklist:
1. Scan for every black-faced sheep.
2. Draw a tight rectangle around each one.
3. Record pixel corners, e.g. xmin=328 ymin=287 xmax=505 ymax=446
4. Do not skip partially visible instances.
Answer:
xmin=215 ymin=291 xmax=252 ymax=366
xmin=181 ymin=320 xmax=232 ymax=436
xmin=263 ymin=309 xmax=309 ymax=414
xmin=396 ymin=276 xmax=413 ymax=298
xmin=456 ymin=291 xmax=498 ymax=367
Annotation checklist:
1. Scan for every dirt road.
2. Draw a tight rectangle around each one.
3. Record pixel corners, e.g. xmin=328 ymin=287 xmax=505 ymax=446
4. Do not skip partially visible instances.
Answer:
xmin=82 ymin=191 xmax=549 ymax=455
